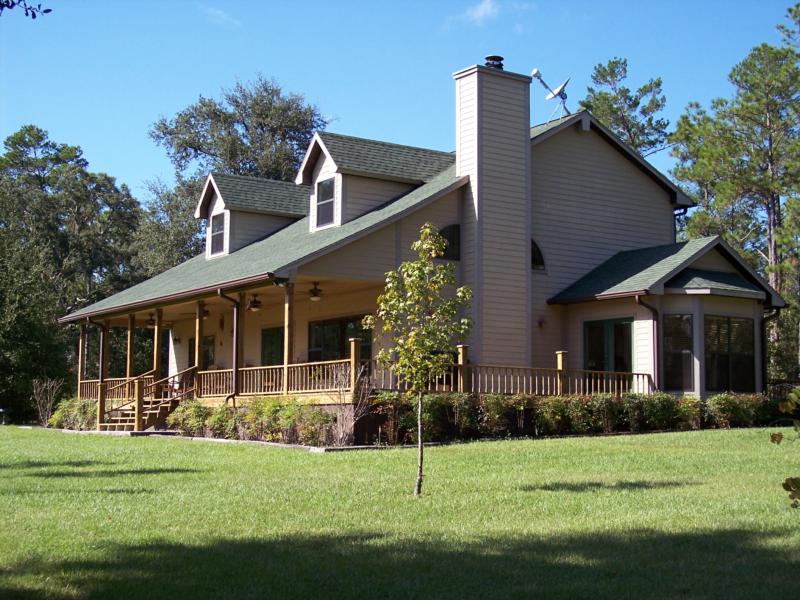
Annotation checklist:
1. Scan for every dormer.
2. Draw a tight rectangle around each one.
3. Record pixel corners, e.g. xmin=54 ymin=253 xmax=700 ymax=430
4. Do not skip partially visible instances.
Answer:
xmin=296 ymin=132 xmax=454 ymax=232
xmin=195 ymin=173 xmax=308 ymax=258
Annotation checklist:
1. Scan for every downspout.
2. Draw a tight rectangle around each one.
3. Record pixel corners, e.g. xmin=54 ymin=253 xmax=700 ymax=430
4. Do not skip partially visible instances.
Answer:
xmin=217 ymin=289 xmax=240 ymax=406
xmin=635 ymin=295 xmax=659 ymax=390
xmin=762 ymin=308 xmax=781 ymax=392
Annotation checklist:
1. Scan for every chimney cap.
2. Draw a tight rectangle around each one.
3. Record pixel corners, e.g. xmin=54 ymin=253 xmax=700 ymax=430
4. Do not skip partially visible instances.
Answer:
xmin=484 ymin=55 xmax=504 ymax=70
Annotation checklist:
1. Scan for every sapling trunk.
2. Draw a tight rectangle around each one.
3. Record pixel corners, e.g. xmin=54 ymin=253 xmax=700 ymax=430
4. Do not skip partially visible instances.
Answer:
xmin=414 ymin=390 xmax=424 ymax=496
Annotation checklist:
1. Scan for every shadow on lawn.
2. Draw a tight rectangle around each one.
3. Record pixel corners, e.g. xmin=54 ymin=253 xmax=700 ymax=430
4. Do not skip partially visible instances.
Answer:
xmin=521 ymin=480 xmax=694 ymax=493
xmin=2 ymin=528 xmax=797 ymax=599
xmin=26 ymin=467 xmax=203 ymax=479
xmin=0 ymin=460 xmax=112 ymax=470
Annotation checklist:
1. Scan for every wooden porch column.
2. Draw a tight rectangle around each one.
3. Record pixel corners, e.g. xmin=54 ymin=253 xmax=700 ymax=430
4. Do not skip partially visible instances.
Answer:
xmin=457 ymin=344 xmax=470 ymax=393
xmin=126 ymin=314 xmax=135 ymax=379
xmin=195 ymin=301 xmax=204 ymax=398
xmin=556 ymin=350 xmax=567 ymax=396
xmin=282 ymin=282 xmax=294 ymax=395
xmin=133 ymin=378 xmax=144 ymax=432
xmin=99 ymin=322 xmax=109 ymax=383
xmin=152 ymin=308 xmax=163 ymax=377
xmin=349 ymin=337 xmax=361 ymax=392
xmin=77 ymin=323 xmax=87 ymax=389
xmin=96 ymin=382 xmax=106 ymax=430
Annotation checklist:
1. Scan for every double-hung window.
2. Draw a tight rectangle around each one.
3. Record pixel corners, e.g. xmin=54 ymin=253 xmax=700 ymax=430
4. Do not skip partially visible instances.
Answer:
xmin=663 ymin=314 xmax=693 ymax=391
xmin=704 ymin=316 xmax=755 ymax=392
xmin=210 ymin=213 xmax=225 ymax=255
xmin=316 ymin=178 xmax=335 ymax=227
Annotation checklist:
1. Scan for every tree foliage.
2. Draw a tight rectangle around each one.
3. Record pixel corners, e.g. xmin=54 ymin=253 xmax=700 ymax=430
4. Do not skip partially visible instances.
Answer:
xmin=0 ymin=126 xmax=141 ymax=419
xmin=150 ymin=76 xmax=327 ymax=182
xmin=579 ymin=57 xmax=669 ymax=156
xmin=364 ymin=223 xmax=472 ymax=496
xmin=0 ymin=0 xmax=51 ymax=19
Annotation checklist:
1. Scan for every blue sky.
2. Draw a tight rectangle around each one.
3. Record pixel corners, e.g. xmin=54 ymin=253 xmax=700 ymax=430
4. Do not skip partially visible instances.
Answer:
xmin=0 ymin=0 xmax=792 ymax=200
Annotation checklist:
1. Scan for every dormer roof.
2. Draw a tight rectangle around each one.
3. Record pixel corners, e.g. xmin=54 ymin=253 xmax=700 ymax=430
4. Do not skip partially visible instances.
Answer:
xmin=296 ymin=131 xmax=455 ymax=185
xmin=195 ymin=173 xmax=309 ymax=219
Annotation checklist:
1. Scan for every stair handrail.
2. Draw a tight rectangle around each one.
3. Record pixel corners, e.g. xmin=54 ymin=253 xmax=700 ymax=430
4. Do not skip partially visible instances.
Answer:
xmin=143 ymin=366 xmax=198 ymax=399
xmin=145 ymin=385 xmax=196 ymax=416
xmin=103 ymin=369 xmax=157 ymax=416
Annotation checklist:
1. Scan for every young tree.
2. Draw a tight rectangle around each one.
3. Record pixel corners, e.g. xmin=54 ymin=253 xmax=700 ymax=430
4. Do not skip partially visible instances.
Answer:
xmin=364 ymin=223 xmax=471 ymax=496
xmin=579 ymin=57 xmax=670 ymax=156
xmin=150 ymin=75 xmax=328 ymax=182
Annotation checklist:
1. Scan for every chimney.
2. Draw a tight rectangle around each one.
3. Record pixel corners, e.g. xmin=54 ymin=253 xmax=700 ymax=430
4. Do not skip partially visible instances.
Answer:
xmin=453 ymin=56 xmax=532 ymax=365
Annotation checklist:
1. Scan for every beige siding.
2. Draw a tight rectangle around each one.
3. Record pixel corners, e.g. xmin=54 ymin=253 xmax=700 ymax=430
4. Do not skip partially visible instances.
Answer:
xmin=228 ymin=211 xmax=295 ymax=252
xmin=531 ymin=125 xmax=675 ymax=367
xmin=343 ymin=175 xmax=413 ymax=223
xmin=301 ymin=190 xmax=460 ymax=281
xmin=688 ymin=249 xmax=737 ymax=273
xmin=455 ymin=67 xmax=531 ymax=365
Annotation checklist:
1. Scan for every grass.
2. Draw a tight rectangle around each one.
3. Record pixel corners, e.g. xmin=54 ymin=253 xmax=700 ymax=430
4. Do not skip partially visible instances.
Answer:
xmin=1 ymin=427 xmax=799 ymax=599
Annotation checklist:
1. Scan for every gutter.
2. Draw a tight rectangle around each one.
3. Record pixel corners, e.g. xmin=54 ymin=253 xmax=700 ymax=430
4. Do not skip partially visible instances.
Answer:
xmin=217 ymin=289 xmax=241 ymax=406
xmin=635 ymin=295 xmax=659 ymax=390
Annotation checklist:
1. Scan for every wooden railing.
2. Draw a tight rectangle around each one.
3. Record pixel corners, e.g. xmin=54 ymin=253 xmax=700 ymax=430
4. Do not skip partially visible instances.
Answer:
xmin=198 ymin=369 xmax=234 ymax=397
xmin=240 ymin=365 xmax=283 ymax=395
xmin=287 ymin=359 xmax=350 ymax=393
xmin=144 ymin=366 xmax=196 ymax=400
xmin=369 ymin=362 xmax=459 ymax=393
xmin=79 ymin=379 xmax=99 ymax=401
xmin=469 ymin=364 xmax=653 ymax=396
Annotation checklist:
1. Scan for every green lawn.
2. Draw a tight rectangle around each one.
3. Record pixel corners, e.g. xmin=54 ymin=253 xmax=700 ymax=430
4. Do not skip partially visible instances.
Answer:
xmin=1 ymin=427 xmax=799 ymax=599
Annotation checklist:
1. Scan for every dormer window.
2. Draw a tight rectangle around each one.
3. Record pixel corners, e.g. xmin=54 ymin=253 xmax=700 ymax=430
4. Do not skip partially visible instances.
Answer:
xmin=316 ymin=178 xmax=335 ymax=227
xmin=210 ymin=213 xmax=225 ymax=255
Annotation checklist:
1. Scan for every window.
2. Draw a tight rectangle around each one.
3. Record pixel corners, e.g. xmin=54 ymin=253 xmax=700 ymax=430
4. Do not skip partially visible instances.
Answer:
xmin=439 ymin=224 xmax=460 ymax=260
xmin=316 ymin=178 xmax=335 ymax=227
xmin=210 ymin=213 xmax=225 ymax=255
xmin=531 ymin=240 xmax=545 ymax=270
xmin=188 ymin=336 xmax=216 ymax=370
xmin=261 ymin=327 xmax=284 ymax=366
xmin=308 ymin=315 xmax=372 ymax=362
xmin=705 ymin=316 xmax=755 ymax=392
xmin=584 ymin=318 xmax=632 ymax=372
xmin=663 ymin=315 xmax=693 ymax=391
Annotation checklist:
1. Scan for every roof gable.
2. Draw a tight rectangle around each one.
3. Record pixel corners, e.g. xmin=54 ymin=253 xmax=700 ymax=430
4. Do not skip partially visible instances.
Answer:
xmin=296 ymin=131 xmax=455 ymax=185
xmin=549 ymin=236 xmax=784 ymax=308
xmin=530 ymin=110 xmax=693 ymax=208
xmin=194 ymin=173 xmax=309 ymax=219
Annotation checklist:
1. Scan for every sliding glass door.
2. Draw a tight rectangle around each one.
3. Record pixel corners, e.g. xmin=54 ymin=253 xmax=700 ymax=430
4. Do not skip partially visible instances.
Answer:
xmin=584 ymin=318 xmax=633 ymax=372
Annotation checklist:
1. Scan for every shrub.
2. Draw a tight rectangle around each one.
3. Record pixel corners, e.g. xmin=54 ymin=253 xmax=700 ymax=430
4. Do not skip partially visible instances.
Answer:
xmin=48 ymin=396 xmax=96 ymax=430
xmin=585 ymin=394 xmax=623 ymax=433
xmin=478 ymin=394 xmax=516 ymax=437
xmin=242 ymin=396 xmax=285 ymax=441
xmin=206 ymin=404 xmax=244 ymax=440
xmin=373 ymin=391 xmax=412 ymax=445
xmin=705 ymin=392 xmax=772 ymax=428
xmin=642 ymin=392 xmax=680 ymax=430
xmin=536 ymin=395 xmax=571 ymax=435
xmin=444 ymin=393 xmax=479 ymax=438
xmin=677 ymin=395 xmax=702 ymax=430
xmin=166 ymin=399 xmax=211 ymax=437
xmin=620 ymin=393 xmax=647 ymax=432
xmin=294 ymin=404 xmax=333 ymax=446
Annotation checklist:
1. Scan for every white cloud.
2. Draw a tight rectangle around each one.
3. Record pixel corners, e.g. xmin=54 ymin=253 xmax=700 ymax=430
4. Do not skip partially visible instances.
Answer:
xmin=199 ymin=5 xmax=242 ymax=29
xmin=464 ymin=0 xmax=499 ymax=25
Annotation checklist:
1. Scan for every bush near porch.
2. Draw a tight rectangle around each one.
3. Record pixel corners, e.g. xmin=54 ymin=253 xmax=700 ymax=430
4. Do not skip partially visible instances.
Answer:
xmin=48 ymin=390 xmax=782 ymax=445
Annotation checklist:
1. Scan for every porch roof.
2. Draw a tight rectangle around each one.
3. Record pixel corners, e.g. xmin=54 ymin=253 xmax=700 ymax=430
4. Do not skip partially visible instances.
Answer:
xmin=548 ymin=236 xmax=784 ymax=308
xmin=60 ymin=165 xmax=468 ymax=323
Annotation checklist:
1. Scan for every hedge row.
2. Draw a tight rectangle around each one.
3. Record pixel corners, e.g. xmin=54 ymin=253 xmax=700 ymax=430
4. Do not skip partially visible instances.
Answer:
xmin=373 ymin=391 xmax=781 ymax=443
xmin=166 ymin=397 xmax=334 ymax=446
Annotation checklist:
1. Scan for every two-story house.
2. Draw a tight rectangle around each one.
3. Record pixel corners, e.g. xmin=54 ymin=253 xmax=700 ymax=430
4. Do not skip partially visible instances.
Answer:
xmin=60 ymin=56 xmax=783 ymax=432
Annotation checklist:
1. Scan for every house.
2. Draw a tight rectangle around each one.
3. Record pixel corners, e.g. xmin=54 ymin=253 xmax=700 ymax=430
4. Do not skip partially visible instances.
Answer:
xmin=60 ymin=55 xmax=784 ymax=432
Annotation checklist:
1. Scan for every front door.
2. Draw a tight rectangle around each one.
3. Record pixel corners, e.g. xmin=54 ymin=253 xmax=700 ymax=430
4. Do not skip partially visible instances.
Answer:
xmin=584 ymin=318 xmax=632 ymax=372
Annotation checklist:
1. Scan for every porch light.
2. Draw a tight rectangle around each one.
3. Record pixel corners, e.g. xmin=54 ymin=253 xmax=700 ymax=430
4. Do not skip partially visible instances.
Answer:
xmin=146 ymin=313 xmax=156 ymax=329
xmin=202 ymin=309 xmax=210 ymax=320
xmin=309 ymin=282 xmax=322 ymax=302
xmin=246 ymin=294 xmax=262 ymax=312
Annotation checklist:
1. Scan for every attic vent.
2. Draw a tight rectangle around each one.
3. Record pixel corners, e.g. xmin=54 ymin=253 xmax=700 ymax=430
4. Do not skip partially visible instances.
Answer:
xmin=484 ymin=55 xmax=504 ymax=70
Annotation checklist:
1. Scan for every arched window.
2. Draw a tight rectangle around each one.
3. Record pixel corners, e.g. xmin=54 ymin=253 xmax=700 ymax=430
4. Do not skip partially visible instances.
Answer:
xmin=531 ymin=240 xmax=545 ymax=270
xmin=439 ymin=224 xmax=460 ymax=261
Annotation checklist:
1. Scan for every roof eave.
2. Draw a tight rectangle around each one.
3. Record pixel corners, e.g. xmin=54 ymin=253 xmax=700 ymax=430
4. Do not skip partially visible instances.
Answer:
xmin=547 ymin=289 xmax=649 ymax=305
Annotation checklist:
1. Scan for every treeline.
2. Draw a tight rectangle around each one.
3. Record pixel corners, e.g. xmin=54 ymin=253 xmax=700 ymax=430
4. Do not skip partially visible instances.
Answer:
xmin=0 ymin=77 xmax=326 ymax=420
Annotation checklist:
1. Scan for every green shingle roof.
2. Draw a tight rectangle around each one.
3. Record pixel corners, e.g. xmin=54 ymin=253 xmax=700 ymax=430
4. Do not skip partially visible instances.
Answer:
xmin=318 ymin=132 xmax=455 ymax=183
xmin=61 ymin=166 xmax=467 ymax=322
xmin=665 ymin=268 xmax=763 ymax=296
xmin=548 ymin=237 xmax=721 ymax=304
xmin=529 ymin=113 xmax=578 ymax=139
xmin=211 ymin=173 xmax=309 ymax=217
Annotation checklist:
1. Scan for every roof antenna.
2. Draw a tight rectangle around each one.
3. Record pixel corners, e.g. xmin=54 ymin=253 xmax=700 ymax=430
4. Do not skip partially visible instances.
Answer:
xmin=530 ymin=68 xmax=571 ymax=120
